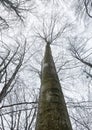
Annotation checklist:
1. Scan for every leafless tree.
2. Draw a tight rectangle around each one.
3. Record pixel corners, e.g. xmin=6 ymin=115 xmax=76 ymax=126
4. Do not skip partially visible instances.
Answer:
xmin=0 ymin=85 xmax=38 ymax=130
xmin=69 ymin=37 xmax=92 ymax=78
xmin=0 ymin=41 xmax=27 ymax=103
xmin=31 ymin=15 xmax=74 ymax=130
xmin=71 ymin=0 xmax=92 ymax=19
xmin=84 ymin=0 xmax=92 ymax=18
xmin=0 ymin=0 xmax=35 ymax=31
xmin=68 ymin=100 xmax=92 ymax=130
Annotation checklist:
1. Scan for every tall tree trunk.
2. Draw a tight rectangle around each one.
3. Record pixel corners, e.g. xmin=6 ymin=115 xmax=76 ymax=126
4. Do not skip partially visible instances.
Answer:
xmin=35 ymin=43 xmax=73 ymax=130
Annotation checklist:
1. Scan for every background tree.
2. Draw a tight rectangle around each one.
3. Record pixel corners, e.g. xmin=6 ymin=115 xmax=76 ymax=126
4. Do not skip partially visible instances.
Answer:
xmin=0 ymin=42 xmax=27 ymax=103
xmin=69 ymin=37 xmax=92 ymax=80
xmin=0 ymin=87 xmax=37 ymax=130
xmin=0 ymin=39 xmax=39 ymax=130
xmin=0 ymin=0 xmax=35 ymax=31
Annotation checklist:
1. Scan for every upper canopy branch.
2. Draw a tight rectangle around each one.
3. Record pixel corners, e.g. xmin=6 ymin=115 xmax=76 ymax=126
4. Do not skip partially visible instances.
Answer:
xmin=34 ymin=15 xmax=69 ymax=46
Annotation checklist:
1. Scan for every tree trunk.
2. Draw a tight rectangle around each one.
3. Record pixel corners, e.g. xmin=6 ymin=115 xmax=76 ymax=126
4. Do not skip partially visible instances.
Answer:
xmin=35 ymin=44 xmax=73 ymax=130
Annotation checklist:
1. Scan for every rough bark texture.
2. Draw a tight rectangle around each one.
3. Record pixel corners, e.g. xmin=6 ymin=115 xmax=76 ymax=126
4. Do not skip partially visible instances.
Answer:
xmin=35 ymin=44 xmax=73 ymax=130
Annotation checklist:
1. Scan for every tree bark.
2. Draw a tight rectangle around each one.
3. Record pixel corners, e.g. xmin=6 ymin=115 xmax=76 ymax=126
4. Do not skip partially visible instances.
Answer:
xmin=35 ymin=44 xmax=73 ymax=130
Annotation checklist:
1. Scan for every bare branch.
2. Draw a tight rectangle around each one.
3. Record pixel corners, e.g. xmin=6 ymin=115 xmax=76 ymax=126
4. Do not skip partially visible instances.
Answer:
xmin=0 ymin=43 xmax=26 ymax=103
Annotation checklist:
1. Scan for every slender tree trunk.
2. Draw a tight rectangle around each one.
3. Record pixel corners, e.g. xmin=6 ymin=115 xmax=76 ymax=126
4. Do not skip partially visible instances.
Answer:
xmin=35 ymin=43 xmax=73 ymax=130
